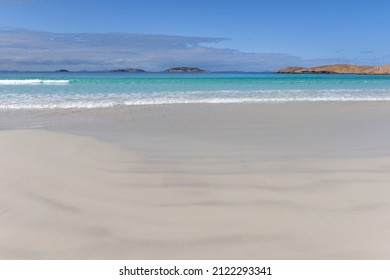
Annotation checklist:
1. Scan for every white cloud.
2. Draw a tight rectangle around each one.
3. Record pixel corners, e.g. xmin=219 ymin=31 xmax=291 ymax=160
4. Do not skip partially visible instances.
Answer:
xmin=0 ymin=28 xmax=319 ymax=71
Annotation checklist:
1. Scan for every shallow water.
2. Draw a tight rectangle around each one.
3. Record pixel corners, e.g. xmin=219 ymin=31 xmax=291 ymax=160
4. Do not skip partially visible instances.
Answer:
xmin=1 ymin=72 xmax=390 ymax=109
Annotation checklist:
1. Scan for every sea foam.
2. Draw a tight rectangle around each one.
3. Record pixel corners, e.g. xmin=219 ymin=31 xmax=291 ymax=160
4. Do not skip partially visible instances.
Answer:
xmin=0 ymin=79 xmax=69 ymax=85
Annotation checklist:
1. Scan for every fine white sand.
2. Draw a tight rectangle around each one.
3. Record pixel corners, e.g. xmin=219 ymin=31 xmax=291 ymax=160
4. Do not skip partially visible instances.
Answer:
xmin=1 ymin=103 xmax=390 ymax=259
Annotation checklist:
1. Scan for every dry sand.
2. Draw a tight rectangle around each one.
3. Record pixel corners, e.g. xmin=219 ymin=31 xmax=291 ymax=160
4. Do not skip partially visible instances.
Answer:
xmin=1 ymin=103 xmax=390 ymax=259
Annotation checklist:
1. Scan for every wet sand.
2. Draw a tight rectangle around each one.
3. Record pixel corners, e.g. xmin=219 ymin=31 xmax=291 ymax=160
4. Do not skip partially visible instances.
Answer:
xmin=1 ymin=103 xmax=390 ymax=259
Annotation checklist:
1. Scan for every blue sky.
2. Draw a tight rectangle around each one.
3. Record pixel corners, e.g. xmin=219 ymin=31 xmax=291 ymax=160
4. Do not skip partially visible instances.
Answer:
xmin=1 ymin=0 xmax=390 ymax=71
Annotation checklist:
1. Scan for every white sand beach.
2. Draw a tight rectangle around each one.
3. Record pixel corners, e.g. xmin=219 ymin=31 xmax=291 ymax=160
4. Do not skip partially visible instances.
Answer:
xmin=1 ymin=103 xmax=390 ymax=259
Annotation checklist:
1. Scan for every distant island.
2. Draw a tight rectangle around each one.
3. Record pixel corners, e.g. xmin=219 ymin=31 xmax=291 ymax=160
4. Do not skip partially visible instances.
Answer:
xmin=164 ymin=67 xmax=207 ymax=73
xmin=55 ymin=69 xmax=69 ymax=72
xmin=109 ymin=68 xmax=145 ymax=72
xmin=277 ymin=64 xmax=390 ymax=75
xmin=108 ymin=67 xmax=207 ymax=72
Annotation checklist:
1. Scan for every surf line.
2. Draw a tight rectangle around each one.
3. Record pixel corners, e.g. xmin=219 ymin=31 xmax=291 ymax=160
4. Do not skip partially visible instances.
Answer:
xmin=0 ymin=79 xmax=70 ymax=85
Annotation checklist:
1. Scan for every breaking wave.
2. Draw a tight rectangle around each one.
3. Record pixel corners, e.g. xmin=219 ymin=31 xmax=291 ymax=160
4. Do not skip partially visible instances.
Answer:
xmin=0 ymin=79 xmax=69 ymax=85
xmin=2 ymin=95 xmax=390 ymax=110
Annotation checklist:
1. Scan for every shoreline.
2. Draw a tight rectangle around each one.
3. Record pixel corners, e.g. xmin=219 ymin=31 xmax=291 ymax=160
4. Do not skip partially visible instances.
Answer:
xmin=3 ymin=102 xmax=390 ymax=158
xmin=1 ymin=102 xmax=390 ymax=259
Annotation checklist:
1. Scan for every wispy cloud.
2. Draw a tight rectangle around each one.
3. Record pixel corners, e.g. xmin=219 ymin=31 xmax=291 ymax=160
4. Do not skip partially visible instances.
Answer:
xmin=0 ymin=28 xmax=330 ymax=71
xmin=360 ymin=50 xmax=375 ymax=55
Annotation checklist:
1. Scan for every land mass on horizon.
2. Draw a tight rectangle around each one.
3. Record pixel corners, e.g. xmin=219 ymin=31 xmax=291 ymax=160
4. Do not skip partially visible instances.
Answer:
xmin=164 ymin=67 xmax=207 ymax=73
xmin=109 ymin=68 xmax=146 ymax=73
xmin=277 ymin=64 xmax=390 ymax=75
xmin=98 ymin=66 xmax=208 ymax=73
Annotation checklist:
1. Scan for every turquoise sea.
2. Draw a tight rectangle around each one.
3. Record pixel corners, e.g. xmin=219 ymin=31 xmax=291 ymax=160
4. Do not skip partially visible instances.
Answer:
xmin=1 ymin=72 xmax=390 ymax=109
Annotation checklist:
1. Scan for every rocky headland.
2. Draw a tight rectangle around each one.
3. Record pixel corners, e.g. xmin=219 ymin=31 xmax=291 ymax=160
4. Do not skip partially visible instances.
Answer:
xmin=277 ymin=64 xmax=390 ymax=75
xmin=164 ymin=67 xmax=207 ymax=73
